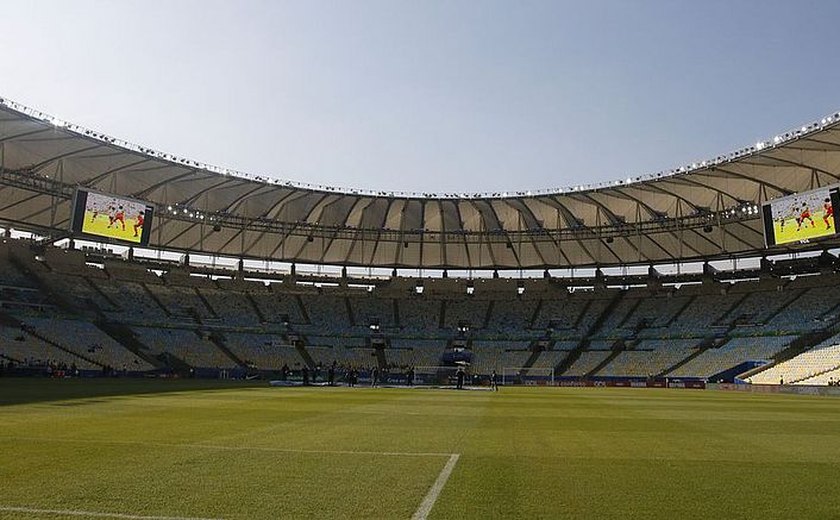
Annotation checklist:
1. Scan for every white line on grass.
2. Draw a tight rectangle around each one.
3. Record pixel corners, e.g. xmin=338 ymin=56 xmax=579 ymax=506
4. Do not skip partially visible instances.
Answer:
xmin=411 ymin=453 xmax=460 ymax=520
xmin=0 ymin=436 xmax=451 ymax=458
xmin=3 ymin=437 xmax=462 ymax=519
xmin=0 ymin=505 xmax=223 ymax=520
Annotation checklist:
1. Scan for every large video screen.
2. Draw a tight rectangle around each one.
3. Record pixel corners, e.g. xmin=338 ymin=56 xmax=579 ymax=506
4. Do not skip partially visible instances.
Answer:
xmin=762 ymin=185 xmax=840 ymax=246
xmin=71 ymin=189 xmax=154 ymax=246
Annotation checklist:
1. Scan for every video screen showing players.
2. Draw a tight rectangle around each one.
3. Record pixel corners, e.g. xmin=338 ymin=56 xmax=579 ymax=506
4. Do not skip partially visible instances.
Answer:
xmin=71 ymin=189 xmax=154 ymax=245
xmin=763 ymin=186 xmax=840 ymax=247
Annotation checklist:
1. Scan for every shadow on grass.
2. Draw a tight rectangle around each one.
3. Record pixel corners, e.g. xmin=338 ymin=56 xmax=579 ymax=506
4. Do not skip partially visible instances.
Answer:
xmin=0 ymin=377 xmax=266 ymax=406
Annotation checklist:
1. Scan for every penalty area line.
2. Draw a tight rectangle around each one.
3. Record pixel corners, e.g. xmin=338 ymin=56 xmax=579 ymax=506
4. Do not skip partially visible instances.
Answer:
xmin=0 ymin=436 xmax=452 ymax=458
xmin=0 ymin=505 xmax=223 ymax=520
xmin=411 ymin=453 xmax=460 ymax=520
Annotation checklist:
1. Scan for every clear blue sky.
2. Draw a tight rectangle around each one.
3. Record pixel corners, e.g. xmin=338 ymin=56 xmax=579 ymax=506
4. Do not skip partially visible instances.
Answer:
xmin=2 ymin=0 xmax=839 ymax=194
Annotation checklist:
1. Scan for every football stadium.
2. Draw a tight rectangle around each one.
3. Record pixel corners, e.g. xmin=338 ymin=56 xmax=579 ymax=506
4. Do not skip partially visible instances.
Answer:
xmin=3 ymin=4 xmax=840 ymax=519
xmin=4 ymin=97 xmax=840 ymax=520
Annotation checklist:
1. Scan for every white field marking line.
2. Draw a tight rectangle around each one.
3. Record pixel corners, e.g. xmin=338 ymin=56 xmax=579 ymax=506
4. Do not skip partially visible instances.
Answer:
xmin=0 ymin=435 xmax=451 ymax=458
xmin=0 ymin=505 xmax=222 ymax=520
xmin=411 ymin=453 xmax=460 ymax=520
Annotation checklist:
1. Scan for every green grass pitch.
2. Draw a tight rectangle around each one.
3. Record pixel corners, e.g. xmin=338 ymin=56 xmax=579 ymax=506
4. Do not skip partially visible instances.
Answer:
xmin=82 ymin=211 xmax=143 ymax=244
xmin=1 ymin=379 xmax=839 ymax=519
xmin=772 ymin=209 xmax=833 ymax=244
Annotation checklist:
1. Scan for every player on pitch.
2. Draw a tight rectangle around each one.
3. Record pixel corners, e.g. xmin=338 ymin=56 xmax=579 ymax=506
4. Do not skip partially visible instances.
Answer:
xmin=823 ymin=198 xmax=834 ymax=229
xmin=133 ymin=212 xmax=145 ymax=238
xmin=797 ymin=203 xmax=815 ymax=231
xmin=112 ymin=206 xmax=127 ymax=231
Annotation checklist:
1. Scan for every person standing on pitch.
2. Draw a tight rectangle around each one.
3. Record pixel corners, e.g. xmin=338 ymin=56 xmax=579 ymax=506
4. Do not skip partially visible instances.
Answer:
xmin=456 ymin=366 xmax=465 ymax=390
xmin=371 ymin=366 xmax=379 ymax=387
xmin=490 ymin=369 xmax=499 ymax=392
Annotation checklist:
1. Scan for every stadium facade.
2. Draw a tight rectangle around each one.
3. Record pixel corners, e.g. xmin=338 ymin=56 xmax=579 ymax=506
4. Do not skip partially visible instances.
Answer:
xmin=2 ymin=96 xmax=840 ymax=387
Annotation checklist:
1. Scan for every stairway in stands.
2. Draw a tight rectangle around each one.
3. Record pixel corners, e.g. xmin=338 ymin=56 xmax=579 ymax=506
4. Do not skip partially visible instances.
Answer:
xmin=93 ymin=321 xmax=166 ymax=370
xmin=245 ymin=292 xmax=269 ymax=323
xmin=194 ymin=288 xmax=221 ymax=321
xmin=658 ymin=337 xmax=719 ymax=377
xmin=516 ymin=341 xmax=546 ymax=379
xmin=713 ymin=293 xmax=750 ymax=326
xmin=528 ymin=300 xmax=543 ymax=329
xmin=295 ymin=342 xmax=316 ymax=369
xmin=556 ymin=291 xmax=625 ymax=376
xmin=294 ymin=295 xmax=311 ymax=325
xmin=585 ymin=339 xmax=625 ymax=378
xmin=482 ymin=301 xmax=495 ymax=329
xmin=141 ymin=283 xmax=172 ymax=318
xmin=374 ymin=346 xmax=387 ymax=369
xmin=344 ymin=297 xmax=356 ymax=326
xmin=664 ymin=295 xmax=696 ymax=327
xmin=84 ymin=277 xmax=121 ymax=312
xmin=206 ymin=331 xmax=248 ymax=368
xmin=762 ymin=288 xmax=808 ymax=324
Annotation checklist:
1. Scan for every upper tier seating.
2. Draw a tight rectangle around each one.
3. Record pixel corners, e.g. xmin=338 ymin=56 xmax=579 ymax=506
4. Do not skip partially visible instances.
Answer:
xmin=398 ymin=299 xmax=442 ymax=330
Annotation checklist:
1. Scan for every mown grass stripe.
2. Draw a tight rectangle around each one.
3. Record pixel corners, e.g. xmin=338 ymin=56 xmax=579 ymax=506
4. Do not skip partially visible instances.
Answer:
xmin=0 ymin=505 xmax=222 ymax=520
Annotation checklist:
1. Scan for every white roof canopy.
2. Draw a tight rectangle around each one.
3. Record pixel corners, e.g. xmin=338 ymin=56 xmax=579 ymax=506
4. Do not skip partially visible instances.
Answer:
xmin=2 ymin=96 xmax=840 ymax=269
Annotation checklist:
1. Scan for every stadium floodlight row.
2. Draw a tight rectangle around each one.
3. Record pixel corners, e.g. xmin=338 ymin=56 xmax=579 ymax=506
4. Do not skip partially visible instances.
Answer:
xmin=2 ymin=95 xmax=840 ymax=270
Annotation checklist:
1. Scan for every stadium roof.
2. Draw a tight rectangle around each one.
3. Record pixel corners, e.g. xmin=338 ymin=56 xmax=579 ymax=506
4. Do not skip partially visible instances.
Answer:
xmin=2 ymin=96 xmax=840 ymax=269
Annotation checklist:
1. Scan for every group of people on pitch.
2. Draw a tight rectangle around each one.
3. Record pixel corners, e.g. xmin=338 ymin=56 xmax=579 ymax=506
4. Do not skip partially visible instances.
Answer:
xmin=279 ymin=360 xmax=503 ymax=390
xmin=454 ymin=367 xmax=499 ymax=391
